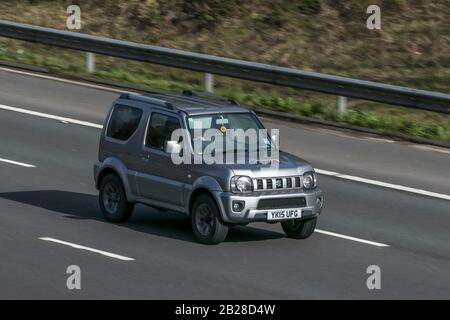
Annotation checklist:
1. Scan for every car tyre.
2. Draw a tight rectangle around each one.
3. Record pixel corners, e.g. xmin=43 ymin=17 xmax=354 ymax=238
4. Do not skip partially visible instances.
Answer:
xmin=281 ymin=217 xmax=317 ymax=239
xmin=99 ymin=173 xmax=134 ymax=223
xmin=191 ymin=194 xmax=228 ymax=244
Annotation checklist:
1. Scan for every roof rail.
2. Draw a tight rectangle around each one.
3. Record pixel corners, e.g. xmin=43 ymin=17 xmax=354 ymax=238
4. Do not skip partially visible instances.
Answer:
xmin=181 ymin=90 xmax=240 ymax=106
xmin=120 ymin=93 xmax=174 ymax=110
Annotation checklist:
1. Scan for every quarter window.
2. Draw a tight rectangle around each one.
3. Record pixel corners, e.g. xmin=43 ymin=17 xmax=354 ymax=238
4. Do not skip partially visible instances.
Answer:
xmin=145 ymin=113 xmax=181 ymax=150
xmin=106 ymin=104 xmax=143 ymax=141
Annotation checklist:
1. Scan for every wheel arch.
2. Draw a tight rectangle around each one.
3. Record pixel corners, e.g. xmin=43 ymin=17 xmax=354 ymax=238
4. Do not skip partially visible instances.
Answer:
xmin=96 ymin=158 xmax=135 ymax=202
xmin=96 ymin=167 xmax=119 ymax=189
xmin=188 ymin=187 xmax=215 ymax=216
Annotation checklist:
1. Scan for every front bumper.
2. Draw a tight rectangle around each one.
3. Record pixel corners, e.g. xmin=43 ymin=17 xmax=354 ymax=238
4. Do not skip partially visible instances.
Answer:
xmin=214 ymin=188 xmax=323 ymax=224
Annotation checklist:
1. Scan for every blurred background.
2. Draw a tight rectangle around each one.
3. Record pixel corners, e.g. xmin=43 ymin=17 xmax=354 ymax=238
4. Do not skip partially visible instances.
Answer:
xmin=0 ymin=0 xmax=449 ymax=142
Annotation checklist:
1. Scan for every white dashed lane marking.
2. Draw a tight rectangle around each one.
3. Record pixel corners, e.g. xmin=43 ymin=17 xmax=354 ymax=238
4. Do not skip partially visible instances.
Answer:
xmin=0 ymin=157 xmax=36 ymax=168
xmin=39 ymin=237 xmax=135 ymax=261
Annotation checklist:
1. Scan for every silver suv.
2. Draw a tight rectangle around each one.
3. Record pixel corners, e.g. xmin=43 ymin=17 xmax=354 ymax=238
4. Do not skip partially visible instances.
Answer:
xmin=94 ymin=91 xmax=323 ymax=244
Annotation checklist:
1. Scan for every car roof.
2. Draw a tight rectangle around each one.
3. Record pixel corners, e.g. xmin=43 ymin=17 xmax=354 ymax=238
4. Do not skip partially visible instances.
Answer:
xmin=119 ymin=91 xmax=250 ymax=116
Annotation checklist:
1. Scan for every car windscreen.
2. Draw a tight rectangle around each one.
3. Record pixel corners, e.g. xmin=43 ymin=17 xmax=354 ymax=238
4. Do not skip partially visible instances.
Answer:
xmin=187 ymin=112 xmax=274 ymax=154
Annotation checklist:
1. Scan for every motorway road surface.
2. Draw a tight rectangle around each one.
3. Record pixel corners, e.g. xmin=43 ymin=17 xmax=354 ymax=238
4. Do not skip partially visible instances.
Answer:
xmin=0 ymin=67 xmax=449 ymax=299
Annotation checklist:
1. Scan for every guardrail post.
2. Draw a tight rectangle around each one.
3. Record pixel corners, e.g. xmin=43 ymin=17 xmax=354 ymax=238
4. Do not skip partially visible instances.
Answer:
xmin=86 ymin=52 xmax=95 ymax=74
xmin=204 ymin=73 xmax=214 ymax=93
xmin=338 ymin=96 xmax=347 ymax=113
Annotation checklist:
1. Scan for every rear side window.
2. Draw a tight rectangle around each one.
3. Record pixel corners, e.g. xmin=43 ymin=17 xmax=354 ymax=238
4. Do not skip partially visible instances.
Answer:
xmin=145 ymin=113 xmax=181 ymax=150
xmin=106 ymin=104 xmax=143 ymax=141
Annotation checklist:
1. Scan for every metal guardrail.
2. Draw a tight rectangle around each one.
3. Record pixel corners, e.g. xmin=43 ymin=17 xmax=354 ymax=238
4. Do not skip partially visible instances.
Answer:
xmin=0 ymin=19 xmax=449 ymax=114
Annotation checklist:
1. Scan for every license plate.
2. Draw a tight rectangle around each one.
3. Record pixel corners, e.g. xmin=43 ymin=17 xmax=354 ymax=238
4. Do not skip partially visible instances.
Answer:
xmin=267 ymin=208 xmax=302 ymax=221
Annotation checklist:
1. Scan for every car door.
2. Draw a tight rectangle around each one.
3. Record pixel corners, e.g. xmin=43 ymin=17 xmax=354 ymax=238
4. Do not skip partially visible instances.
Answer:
xmin=135 ymin=110 xmax=187 ymax=207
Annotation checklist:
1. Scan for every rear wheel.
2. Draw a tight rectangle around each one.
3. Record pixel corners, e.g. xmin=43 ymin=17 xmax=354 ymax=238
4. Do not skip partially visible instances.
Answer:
xmin=281 ymin=217 xmax=317 ymax=239
xmin=99 ymin=174 xmax=134 ymax=223
xmin=191 ymin=194 xmax=228 ymax=244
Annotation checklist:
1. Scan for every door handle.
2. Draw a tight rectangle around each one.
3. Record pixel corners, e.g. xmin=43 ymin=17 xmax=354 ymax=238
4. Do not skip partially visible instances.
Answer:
xmin=140 ymin=153 xmax=150 ymax=161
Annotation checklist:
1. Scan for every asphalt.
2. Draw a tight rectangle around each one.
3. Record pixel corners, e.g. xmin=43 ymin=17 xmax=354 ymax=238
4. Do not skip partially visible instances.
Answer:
xmin=0 ymin=68 xmax=449 ymax=299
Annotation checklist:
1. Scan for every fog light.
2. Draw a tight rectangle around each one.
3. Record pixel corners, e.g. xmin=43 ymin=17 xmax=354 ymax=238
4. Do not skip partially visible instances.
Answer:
xmin=232 ymin=200 xmax=245 ymax=212
xmin=316 ymin=196 xmax=323 ymax=209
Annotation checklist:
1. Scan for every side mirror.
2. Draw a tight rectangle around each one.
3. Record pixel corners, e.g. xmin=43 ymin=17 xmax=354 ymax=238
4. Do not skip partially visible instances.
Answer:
xmin=164 ymin=140 xmax=181 ymax=154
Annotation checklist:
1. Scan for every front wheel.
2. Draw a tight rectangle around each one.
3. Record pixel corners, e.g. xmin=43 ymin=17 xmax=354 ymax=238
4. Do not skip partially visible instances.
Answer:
xmin=191 ymin=194 xmax=228 ymax=245
xmin=281 ymin=217 xmax=317 ymax=239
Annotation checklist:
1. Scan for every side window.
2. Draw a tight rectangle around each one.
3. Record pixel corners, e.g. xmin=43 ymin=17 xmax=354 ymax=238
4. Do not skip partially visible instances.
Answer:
xmin=145 ymin=113 xmax=181 ymax=150
xmin=106 ymin=104 xmax=143 ymax=141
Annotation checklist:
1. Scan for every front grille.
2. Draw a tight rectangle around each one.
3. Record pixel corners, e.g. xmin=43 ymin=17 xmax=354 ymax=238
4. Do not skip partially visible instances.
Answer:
xmin=257 ymin=179 xmax=263 ymax=189
xmin=257 ymin=197 xmax=307 ymax=210
xmin=276 ymin=178 xmax=282 ymax=189
xmin=286 ymin=178 xmax=292 ymax=188
xmin=254 ymin=176 xmax=302 ymax=191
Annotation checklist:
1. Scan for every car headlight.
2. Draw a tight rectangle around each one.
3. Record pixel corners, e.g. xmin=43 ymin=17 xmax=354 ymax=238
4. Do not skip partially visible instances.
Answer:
xmin=302 ymin=172 xmax=317 ymax=190
xmin=231 ymin=176 xmax=254 ymax=193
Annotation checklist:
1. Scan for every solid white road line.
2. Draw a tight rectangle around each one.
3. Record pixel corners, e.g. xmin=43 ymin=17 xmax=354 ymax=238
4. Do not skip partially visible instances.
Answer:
xmin=0 ymin=66 xmax=128 ymax=94
xmin=314 ymin=229 xmax=389 ymax=247
xmin=0 ymin=104 xmax=103 ymax=129
xmin=39 ymin=237 xmax=135 ymax=261
xmin=411 ymin=144 xmax=450 ymax=155
xmin=315 ymin=168 xmax=450 ymax=201
xmin=1 ymin=102 xmax=449 ymax=201
xmin=0 ymin=157 xmax=36 ymax=168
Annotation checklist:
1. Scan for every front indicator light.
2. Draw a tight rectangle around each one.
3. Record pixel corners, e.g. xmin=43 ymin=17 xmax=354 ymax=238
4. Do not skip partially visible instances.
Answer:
xmin=316 ymin=196 xmax=323 ymax=209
